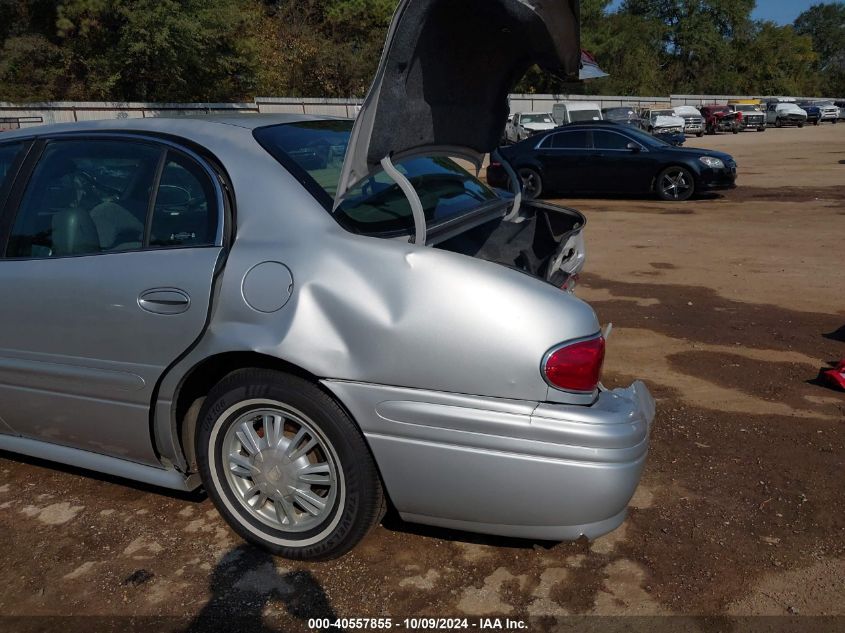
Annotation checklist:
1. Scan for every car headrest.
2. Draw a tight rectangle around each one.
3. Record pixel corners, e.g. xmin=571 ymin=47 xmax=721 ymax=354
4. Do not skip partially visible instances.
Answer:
xmin=51 ymin=209 xmax=100 ymax=257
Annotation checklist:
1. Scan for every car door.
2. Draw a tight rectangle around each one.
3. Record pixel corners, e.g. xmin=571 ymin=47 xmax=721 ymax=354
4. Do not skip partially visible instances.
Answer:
xmin=0 ymin=135 xmax=225 ymax=466
xmin=0 ymin=139 xmax=29 ymax=435
xmin=534 ymin=130 xmax=591 ymax=193
xmin=587 ymin=129 xmax=657 ymax=194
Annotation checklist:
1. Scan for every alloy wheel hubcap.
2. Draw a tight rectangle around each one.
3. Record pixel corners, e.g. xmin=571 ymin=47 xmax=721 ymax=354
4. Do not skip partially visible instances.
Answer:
xmin=520 ymin=170 xmax=540 ymax=197
xmin=662 ymin=171 xmax=690 ymax=200
xmin=223 ymin=407 xmax=339 ymax=533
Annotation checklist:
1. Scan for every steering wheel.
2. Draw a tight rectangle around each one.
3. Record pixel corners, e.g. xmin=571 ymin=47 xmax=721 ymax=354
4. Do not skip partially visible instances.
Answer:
xmin=75 ymin=169 xmax=122 ymax=197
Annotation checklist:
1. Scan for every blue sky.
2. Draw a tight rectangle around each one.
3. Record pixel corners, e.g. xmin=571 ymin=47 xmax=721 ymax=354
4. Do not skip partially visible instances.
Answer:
xmin=606 ymin=1 xmax=825 ymax=24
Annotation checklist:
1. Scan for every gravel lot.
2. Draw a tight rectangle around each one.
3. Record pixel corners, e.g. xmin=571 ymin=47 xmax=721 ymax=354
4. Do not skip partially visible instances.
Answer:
xmin=1 ymin=124 xmax=843 ymax=631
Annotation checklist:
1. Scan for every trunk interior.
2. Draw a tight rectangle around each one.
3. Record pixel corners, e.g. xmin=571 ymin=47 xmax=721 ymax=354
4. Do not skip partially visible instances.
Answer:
xmin=436 ymin=201 xmax=585 ymax=286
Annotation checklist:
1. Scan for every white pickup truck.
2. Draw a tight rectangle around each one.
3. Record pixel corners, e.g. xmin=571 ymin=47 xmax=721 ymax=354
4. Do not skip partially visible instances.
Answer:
xmin=673 ymin=105 xmax=705 ymax=137
xmin=504 ymin=112 xmax=557 ymax=144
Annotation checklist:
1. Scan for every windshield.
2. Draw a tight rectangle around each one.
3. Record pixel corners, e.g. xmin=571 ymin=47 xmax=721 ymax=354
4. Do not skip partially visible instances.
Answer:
xmin=617 ymin=124 xmax=673 ymax=148
xmin=736 ymin=105 xmax=758 ymax=112
xmin=604 ymin=109 xmax=636 ymax=121
xmin=521 ymin=114 xmax=554 ymax=125
xmin=254 ymin=121 xmax=501 ymax=237
xmin=653 ymin=110 xmax=675 ymax=118
xmin=569 ymin=110 xmax=601 ymax=122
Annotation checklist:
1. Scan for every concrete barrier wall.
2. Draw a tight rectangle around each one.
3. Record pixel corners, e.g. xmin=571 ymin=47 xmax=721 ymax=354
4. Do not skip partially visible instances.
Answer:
xmin=0 ymin=94 xmax=839 ymax=129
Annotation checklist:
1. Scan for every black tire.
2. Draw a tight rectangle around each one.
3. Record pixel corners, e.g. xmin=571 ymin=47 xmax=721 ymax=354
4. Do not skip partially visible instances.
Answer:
xmin=696 ymin=132 xmax=704 ymax=138
xmin=775 ymin=118 xmax=783 ymax=128
xmin=656 ymin=165 xmax=695 ymax=202
xmin=732 ymin=127 xmax=739 ymax=134
xmin=196 ymin=369 xmax=384 ymax=560
xmin=518 ymin=167 xmax=543 ymax=200
xmin=798 ymin=122 xmax=805 ymax=128
xmin=758 ymin=127 xmax=766 ymax=132
xmin=814 ymin=120 xmax=820 ymax=126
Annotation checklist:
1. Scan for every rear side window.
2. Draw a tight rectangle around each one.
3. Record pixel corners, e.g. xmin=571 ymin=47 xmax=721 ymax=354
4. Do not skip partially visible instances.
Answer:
xmin=549 ymin=131 xmax=590 ymax=149
xmin=6 ymin=140 xmax=218 ymax=259
xmin=0 ymin=142 xmax=23 ymax=192
xmin=149 ymin=153 xmax=219 ymax=249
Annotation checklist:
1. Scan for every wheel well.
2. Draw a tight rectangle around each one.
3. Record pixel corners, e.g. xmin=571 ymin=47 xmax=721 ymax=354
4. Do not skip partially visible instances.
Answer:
xmin=173 ymin=352 xmax=317 ymax=472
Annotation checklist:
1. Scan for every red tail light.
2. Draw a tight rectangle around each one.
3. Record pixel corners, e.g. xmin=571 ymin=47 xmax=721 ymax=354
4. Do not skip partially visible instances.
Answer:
xmin=543 ymin=336 xmax=605 ymax=393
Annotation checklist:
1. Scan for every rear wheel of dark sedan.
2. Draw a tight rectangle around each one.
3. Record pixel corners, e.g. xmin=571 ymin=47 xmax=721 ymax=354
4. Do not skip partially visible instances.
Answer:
xmin=656 ymin=166 xmax=695 ymax=202
xmin=196 ymin=369 xmax=385 ymax=560
xmin=518 ymin=167 xmax=543 ymax=200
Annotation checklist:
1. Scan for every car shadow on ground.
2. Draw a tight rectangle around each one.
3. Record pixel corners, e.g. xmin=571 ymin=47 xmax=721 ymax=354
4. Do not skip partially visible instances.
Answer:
xmin=184 ymin=544 xmax=338 ymax=633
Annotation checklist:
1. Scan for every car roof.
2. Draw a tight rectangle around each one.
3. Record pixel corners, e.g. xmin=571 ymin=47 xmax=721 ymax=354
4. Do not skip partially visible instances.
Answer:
xmin=0 ymin=113 xmax=343 ymax=142
xmin=540 ymin=121 xmax=635 ymax=132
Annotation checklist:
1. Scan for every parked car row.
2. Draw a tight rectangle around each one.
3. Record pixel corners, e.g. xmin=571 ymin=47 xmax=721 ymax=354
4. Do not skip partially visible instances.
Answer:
xmin=504 ymin=97 xmax=842 ymax=147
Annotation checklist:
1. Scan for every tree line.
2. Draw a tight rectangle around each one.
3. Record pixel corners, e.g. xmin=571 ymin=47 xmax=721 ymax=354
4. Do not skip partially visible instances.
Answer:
xmin=0 ymin=0 xmax=843 ymax=103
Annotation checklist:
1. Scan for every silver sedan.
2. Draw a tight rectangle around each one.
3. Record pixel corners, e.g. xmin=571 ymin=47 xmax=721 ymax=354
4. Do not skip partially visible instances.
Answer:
xmin=0 ymin=0 xmax=654 ymax=559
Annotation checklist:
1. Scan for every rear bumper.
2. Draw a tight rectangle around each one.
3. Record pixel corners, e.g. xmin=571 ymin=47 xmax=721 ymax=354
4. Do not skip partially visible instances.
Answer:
xmin=322 ymin=379 xmax=655 ymax=541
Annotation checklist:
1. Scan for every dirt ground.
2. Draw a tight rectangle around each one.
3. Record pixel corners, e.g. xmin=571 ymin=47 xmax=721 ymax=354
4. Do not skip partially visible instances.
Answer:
xmin=1 ymin=124 xmax=843 ymax=631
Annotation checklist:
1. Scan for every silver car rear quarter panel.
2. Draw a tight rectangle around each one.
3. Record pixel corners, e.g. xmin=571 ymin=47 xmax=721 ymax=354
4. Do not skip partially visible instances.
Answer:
xmin=142 ymin=118 xmax=603 ymax=462
xmin=323 ymin=380 xmax=655 ymax=540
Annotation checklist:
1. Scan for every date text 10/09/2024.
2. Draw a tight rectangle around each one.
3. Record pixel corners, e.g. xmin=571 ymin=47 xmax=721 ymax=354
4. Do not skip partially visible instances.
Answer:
xmin=307 ymin=618 xmax=529 ymax=630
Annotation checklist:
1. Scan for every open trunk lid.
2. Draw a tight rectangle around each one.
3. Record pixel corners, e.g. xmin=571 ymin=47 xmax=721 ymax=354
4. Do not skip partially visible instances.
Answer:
xmin=334 ymin=0 xmax=581 ymax=208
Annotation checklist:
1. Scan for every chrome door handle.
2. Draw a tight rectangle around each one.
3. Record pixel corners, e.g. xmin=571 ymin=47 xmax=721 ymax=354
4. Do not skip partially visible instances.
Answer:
xmin=138 ymin=289 xmax=191 ymax=315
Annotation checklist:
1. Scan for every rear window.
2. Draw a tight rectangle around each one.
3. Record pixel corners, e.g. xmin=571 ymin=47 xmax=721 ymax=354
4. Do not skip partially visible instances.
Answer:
xmin=521 ymin=114 xmax=554 ymax=125
xmin=569 ymin=110 xmax=601 ymax=122
xmin=254 ymin=121 xmax=502 ymax=237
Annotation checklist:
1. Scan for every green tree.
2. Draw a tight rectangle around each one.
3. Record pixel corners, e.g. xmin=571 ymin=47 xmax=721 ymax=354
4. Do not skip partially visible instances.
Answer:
xmin=0 ymin=0 xmax=266 ymax=102
xmin=736 ymin=22 xmax=821 ymax=96
xmin=621 ymin=0 xmax=756 ymax=93
xmin=794 ymin=3 xmax=845 ymax=95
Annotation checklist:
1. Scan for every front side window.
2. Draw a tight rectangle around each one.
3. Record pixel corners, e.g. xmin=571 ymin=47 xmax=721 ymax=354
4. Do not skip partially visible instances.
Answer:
xmin=6 ymin=139 xmax=218 ymax=259
xmin=593 ymin=131 xmax=634 ymax=151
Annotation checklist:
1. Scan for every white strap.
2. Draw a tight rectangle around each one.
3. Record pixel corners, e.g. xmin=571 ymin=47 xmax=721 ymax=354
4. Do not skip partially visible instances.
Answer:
xmin=380 ymin=155 xmax=427 ymax=246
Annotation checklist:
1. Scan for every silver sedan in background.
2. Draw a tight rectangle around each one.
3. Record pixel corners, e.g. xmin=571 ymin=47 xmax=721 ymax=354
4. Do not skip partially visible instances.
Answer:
xmin=0 ymin=0 xmax=654 ymax=559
